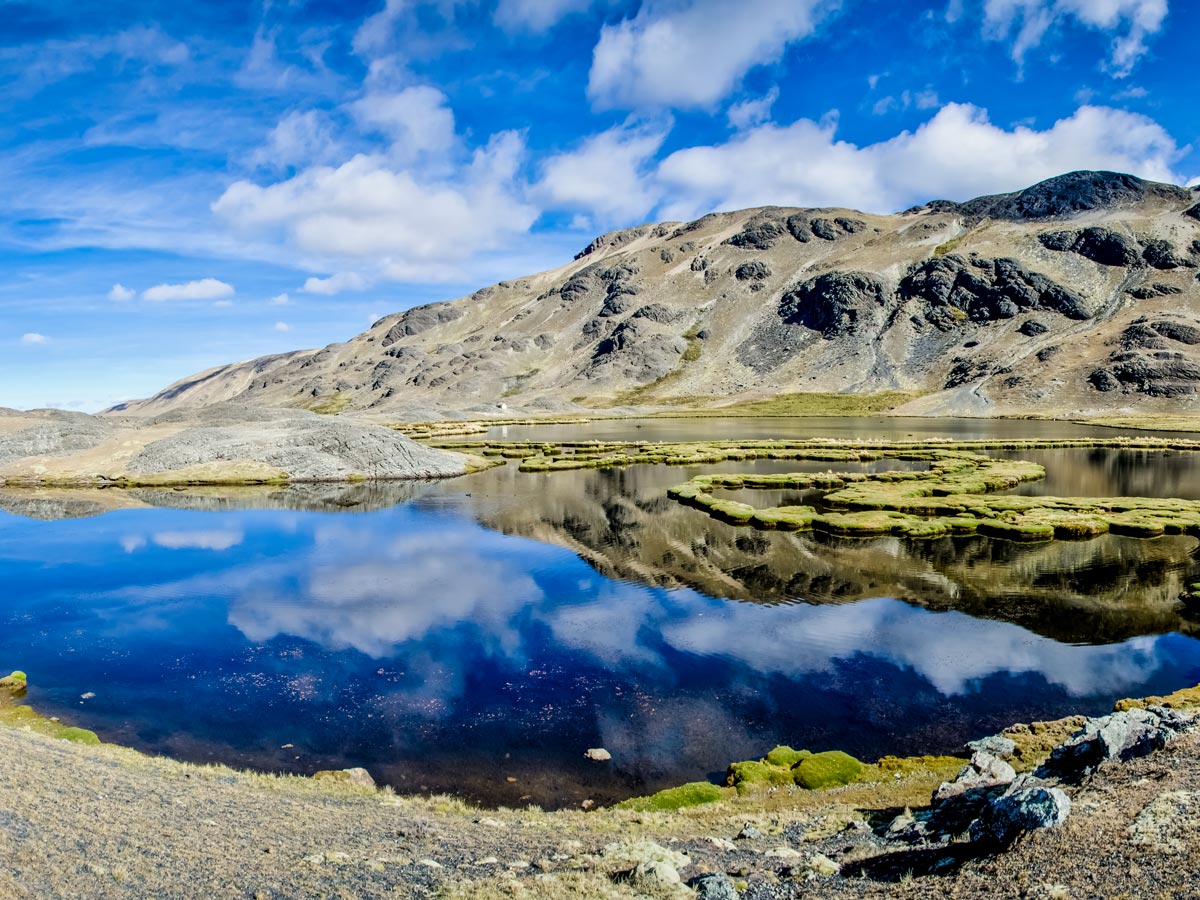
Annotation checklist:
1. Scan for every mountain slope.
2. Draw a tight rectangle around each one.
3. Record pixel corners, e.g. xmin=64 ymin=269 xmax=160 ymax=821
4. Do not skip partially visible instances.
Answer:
xmin=112 ymin=171 xmax=1200 ymax=420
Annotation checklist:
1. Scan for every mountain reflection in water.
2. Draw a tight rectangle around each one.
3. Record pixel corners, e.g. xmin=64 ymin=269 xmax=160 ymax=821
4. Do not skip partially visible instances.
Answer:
xmin=2 ymin=431 xmax=1200 ymax=808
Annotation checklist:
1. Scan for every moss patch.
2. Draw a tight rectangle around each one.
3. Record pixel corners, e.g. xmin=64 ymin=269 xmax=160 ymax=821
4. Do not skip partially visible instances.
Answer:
xmin=793 ymin=751 xmax=865 ymax=790
xmin=766 ymin=745 xmax=812 ymax=768
xmin=615 ymin=781 xmax=725 ymax=811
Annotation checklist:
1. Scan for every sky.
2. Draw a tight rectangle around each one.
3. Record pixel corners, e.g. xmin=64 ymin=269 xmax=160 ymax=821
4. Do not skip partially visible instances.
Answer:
xmin=0 ymin=0 xmax=1196 ymax=411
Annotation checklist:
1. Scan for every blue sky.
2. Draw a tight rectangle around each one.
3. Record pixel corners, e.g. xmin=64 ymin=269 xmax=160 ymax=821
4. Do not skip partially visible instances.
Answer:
xmin=1 ymin=0 xmax=1196 ymax=411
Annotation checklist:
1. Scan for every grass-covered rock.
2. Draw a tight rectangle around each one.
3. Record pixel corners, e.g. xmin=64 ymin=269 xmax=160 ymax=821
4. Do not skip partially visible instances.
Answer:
xmin=794 ymin=751 xmax=865 ymax=790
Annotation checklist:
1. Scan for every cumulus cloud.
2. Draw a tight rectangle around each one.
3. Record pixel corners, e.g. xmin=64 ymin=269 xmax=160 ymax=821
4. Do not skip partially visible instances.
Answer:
xmin=493 ymin=0 xmax=593 ymax=32
xmin=588 ymin=0 xmax=833 ymax=110
xmin=269 ymin=292 xmax=291 ymax=305
xmin=302 ymin=272 xmax=367 ymax=295
xmin=214 ymin=131 xmax=538 ymax=283
xmin=536 ymin=123 xmax=670 ymax=224
xmin=274 ymin=321 xmax=291 ymax=332
xmin=108 ymin=283 xmax=135 ymax=301
xmin=350 ymin=86 xmax=457 ymax=161
xmin=20 ymin=332 xmax=48 ymax=345
xmin=653 ymin=103 xmax=1186 ymax=219
xmin=984 ymin=0 xmax=1168 ymax=76
xmin=142 ymin=278 xmax=235 ymax=302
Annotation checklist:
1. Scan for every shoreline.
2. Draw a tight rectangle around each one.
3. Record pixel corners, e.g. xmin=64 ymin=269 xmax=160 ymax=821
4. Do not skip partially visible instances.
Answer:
xmin=5 ymin=670 xmax=1200 ymax=899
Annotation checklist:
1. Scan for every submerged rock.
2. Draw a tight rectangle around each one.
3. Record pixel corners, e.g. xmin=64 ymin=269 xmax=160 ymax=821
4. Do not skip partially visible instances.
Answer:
xmin=583 ymin=747 xmax=612 ymax=762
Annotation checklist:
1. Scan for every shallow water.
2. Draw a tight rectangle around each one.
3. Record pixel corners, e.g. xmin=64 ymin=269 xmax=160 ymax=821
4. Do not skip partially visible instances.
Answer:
xmin=2 ymin=417 xmax=1200 ymax=809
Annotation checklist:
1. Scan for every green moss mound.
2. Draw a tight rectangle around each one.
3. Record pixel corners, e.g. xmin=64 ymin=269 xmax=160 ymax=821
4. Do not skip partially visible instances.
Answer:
xmin=616 ymin=781 xmax=724 ymax=811
xmin=727 ymin=759 xmax=796 ymax=795
xmin=794 ymin=751 xmax=865 ymax=790
xmin=8 ymin=671 xmax=27 ymax=684
xmin=59 ymin=727 xmax=101 ymax=745
xmin=765 ymin=745 xmax=811 ymax=768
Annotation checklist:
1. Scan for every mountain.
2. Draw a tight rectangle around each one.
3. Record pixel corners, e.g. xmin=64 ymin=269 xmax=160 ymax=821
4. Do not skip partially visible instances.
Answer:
xmin=112 ymin=171 xmax=1200 ymax=420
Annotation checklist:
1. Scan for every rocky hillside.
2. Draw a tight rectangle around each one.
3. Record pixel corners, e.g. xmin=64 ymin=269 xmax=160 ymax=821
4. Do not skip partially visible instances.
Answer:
xmin=113 ymin=171 xmax=1200 ymax=420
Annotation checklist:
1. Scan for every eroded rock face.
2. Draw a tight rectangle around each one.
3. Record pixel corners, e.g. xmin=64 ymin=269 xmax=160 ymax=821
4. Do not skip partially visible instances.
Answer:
xmin=900 ymin=255 xmax=1090 ymax=328
xmin=1090 ymin=320 xmax=1200 ymax=397
xmin=1039 ymin=227 xmax=1140 ymax=267
xmin=381 ymin=304 xmax=463 ymax=346
xmin=779 ymin=272 xmax=890 ymax=338
xmin=735 ymin=261 xmax=772 ymax=281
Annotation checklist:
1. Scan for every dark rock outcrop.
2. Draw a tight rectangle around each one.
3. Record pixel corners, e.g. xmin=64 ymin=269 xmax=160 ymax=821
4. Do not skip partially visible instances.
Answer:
xmin=1018 ymin=320 xmax=1048 ymax=336
xmin=724 ymin=218 xmax=787 ymax=250
xmin=956 ymin=171 xmax=1190 ymax=222
xmin=778 ymin=272 xmax=889 ymax=338
xmin=900 ymin=255 xmax=1090 ymax=328
xmin=1039 ymin=706 xmax=1196 ymax=780
xmin=1141 ymin=238 xmax=1192 ymax=270
xmin=735 ymin=261 xmax=772 ymax=281
xmin=1039 ymin=227 xmax=1140 ymax=267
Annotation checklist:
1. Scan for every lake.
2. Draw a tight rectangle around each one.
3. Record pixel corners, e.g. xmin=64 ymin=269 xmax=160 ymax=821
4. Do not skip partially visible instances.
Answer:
xmin=2 ymin=417 xmax=1199 ymax=809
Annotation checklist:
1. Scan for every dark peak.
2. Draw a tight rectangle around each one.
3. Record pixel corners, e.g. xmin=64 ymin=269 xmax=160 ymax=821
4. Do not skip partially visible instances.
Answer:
xmin=956 ymin=171 xmax=1191 ymax=222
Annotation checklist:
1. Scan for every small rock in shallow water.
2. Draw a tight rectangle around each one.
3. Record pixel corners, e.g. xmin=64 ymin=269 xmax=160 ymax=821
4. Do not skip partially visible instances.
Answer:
xmin=584 ymin=748 xmax=612 ymax=762
xmin=689 ymin=872 xmax=738 ymax=900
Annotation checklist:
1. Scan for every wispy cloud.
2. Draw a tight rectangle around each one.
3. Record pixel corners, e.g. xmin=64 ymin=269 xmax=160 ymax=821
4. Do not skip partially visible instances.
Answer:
xmin=20 ymin=332 xmax=48 ymax=345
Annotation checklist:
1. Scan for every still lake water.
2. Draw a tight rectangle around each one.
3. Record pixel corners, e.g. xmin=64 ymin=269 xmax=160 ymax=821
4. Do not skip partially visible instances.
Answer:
xmin=2 ymin=417 xmax=1200 ymax=808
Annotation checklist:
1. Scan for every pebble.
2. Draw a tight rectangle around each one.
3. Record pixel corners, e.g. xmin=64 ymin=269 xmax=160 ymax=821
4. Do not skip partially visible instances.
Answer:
xmin=583 ymin=748 xmax=612 ymax=762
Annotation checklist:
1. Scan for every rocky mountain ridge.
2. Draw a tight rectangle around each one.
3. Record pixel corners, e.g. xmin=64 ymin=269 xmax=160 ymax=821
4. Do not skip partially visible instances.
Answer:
xmin=112 ymin=171 xmax=1200 ymax=420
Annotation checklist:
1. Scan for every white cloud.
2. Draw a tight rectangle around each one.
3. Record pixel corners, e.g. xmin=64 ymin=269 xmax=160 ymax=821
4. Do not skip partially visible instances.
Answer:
xmin=727 ymin=87 xmax=779 ymax=130
xmin=984 ymin=0 xmax=1168 ymax=76
xmin=214 ymin=131 xmax=538 ymax=283
xmin=108 ymin=283 xmax=135 ymax=301
xmin=274 ymin=321 xmax=291 ymax=332
xmin=537 ymin=123 xmax=669 ymax=224
xmin=270 ymin=292 xmax=291 ymax=305
xmin=142 ymin=278 xmax=235 ymax=302
xmin=588 ymin=0 xmax=833 ymax=110
xmin=213 ymin=299 xmax=234 ymax=308
xmin=494 ymin=0 xmax=593 ymax=32
xmin=350 ymin=86 xmax=457 ymax=161
xmin=153 ymin=530 xmax=244 ymax=552
xmin=251 ymin=110 xmax=343 ymax=171
xmin=353 ymin=0 xmax=405 ymax=58
xmin=654 ymin=103 xmax=1186 ymax=220
xmin=20 ymin=332 xmax=48 ymax=345
xmin=302 ymin=272 xmax=367 ymax=295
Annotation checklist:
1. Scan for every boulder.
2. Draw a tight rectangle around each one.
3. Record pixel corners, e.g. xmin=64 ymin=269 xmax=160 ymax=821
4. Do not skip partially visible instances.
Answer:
xmin=689 ymin=872 xmax=738 ymax=900
xmin=1040 ymin=706 xmax=1196 ymax=779
xmin=970 ymin=778 xmax=1070 ymax=845
xmin=584 ymin=748 xmax=612 ymax=762
xmin=966 ymin=734 xmax=1017 ymax=759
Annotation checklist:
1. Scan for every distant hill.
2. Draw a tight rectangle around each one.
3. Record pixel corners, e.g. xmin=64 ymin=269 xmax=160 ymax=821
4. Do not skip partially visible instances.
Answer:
xmin=111 ymin=171 xmax=1200 ymax=420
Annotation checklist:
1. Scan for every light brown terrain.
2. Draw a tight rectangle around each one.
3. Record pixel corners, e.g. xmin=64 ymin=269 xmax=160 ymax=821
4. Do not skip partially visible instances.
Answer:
xmin=109 ymin=171 xmax=1200 ymax=422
